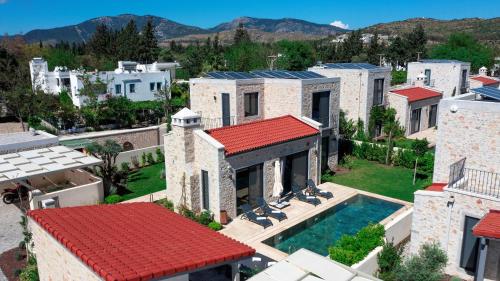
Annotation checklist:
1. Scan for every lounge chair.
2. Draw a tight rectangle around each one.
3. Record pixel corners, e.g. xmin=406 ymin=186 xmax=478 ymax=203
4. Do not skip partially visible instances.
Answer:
xmin=240 ymin=204 xmax=273 ymax=229
xmin=307 ymin=179 xmax=333 ymax=199
xmin=257 ymin=198 xmax=287 ymax=221
xmin=291 ymin=184 xmax=321 ymax=206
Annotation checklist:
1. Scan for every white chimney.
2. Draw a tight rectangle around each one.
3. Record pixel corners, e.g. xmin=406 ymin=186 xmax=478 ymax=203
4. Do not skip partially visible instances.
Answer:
xmin=171 ymin=108 xmax=201 ymax=128
xmin=415 ymin=72 xmax=426 ymax=87
xmin=479 ymin=66 xmax=488 ymax=76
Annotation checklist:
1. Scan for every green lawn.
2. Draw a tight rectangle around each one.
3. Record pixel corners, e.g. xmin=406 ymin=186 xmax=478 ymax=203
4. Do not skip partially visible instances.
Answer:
xmin=324 ymin=159 xmax=430 ymax=202
xmin=120 ymin=162 xmax=166 ymax=201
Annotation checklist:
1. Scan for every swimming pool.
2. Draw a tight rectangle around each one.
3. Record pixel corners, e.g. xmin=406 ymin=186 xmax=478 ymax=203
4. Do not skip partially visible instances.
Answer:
xmin=262 ymin=194 xmax=403 ymax=256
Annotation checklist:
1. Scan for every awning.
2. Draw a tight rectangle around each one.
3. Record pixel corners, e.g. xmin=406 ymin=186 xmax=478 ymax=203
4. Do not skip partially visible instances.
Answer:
xmin=59 ymin=138 xmax=94 ymax=149
xmin=0 ymin=146 xmax=102 ymax=184
xmin=473 ymin=209 xmax=500 ymax=239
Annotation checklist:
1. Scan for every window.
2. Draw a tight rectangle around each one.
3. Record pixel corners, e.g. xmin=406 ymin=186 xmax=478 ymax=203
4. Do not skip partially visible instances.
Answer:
xmin=236 ymin=164 xmax=263 ymax=214
xmin=373 ymin=79 xmax=384 ymax=105
xmin=150 ymin=82 xmax=155 ymax=91
xmin=157 ymin=82 xmax=162 ymax=91
xmin=410 ymin=108 xmax=421 ymax=134
xmin=244 ymin=92 xmax=259 ymax=117
xmin=129 ymin=83 xmax=135 ymax=93
xmin=424 ymin=69 xmax=431 ymax=86
xmin=460 ymin=216 xmax=480 ymax=273
xmin=201 ymin=170 xmax=209 ymax=210
xmin=115 ymin=84 xmax=121 ymax=94
xmin=312 ymin=91 xmax=330 ymax=127
xmin=428 ymin=104 xmax=438 ymax=128
xmin=374 ymin=123 xmax=382 ymax=137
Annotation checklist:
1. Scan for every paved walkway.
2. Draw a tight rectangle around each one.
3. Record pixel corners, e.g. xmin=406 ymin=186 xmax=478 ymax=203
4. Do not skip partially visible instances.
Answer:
xmin=407 ymin=127 xmax=437 ymax=147
xmin=0 ymin=200 xmax=23 ymax=281
xmin=120 ymin=190 xmax=167 ymax=203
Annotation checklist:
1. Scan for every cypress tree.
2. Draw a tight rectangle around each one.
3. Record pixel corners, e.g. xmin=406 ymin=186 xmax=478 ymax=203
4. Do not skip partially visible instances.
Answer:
xmin=117 ymin=19 xmax=140 ymax=61
xmin=233 ymin=23 xmax=251 ymax=45
xmin=138 ymin=19 xmax=159 ymax=64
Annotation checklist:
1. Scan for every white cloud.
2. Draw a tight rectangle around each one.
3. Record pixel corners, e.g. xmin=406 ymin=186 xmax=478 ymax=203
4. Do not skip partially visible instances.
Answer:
xmin=330 ymin=20 xmax=349 ymax=30
xmin=0 ymin=0 xmax=7 ymax=4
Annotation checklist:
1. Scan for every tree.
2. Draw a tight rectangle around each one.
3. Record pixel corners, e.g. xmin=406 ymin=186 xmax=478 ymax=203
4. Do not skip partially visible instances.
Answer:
xmin=395 ymin=243 xmax=447 ymax=281
xmin=233 ymin=23 xmax=251 ymax=45
xmin=404 ymin=24 xmax=427 ymax=61
xmin=387 ymin=37 xmax=407 ymax=68
xmin=86 ymin=140 xmax=123 ymax=196
xmin=138 ymin=19 xmax=159 ymax=63
xmin=100 ymin=96 xmax=135 ymax=128
xmin=116 ymin=19 xmax=139 ymax=61
xmin=411 ymin=139 xmax=429 ymax=185
xmin=430 ymin=33 xmax=494 ymax=71
xmin=339 ymin=110 xmax=356 ymax=139
xmin=339 ymin=30 xmax=363 ymax=61
xmin=154 ymin=83 xmax=173 ymax=131
xmin=382 ymin=108 xmax=403 ymax=165
xmin=367 ymin=33 xmax=385 ymax=65
xmin=77 ymin=74 xmax=107 ymax=129
xmin=276 ymin=40 xmax=315 ymax=70
xmin=87 ymin=23 xmax=114 ymax=59
xmin=224 ymin=42 xmax=268 ymax=71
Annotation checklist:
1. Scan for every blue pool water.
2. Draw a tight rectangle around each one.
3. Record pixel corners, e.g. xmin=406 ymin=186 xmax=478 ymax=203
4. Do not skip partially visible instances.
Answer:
xmin=263 ymin=194 xmax=403 ymax=256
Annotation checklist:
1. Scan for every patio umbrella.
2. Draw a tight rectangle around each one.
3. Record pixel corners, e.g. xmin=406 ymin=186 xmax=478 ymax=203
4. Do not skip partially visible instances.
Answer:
xmin=273 ymin=160 xmax=284 ymax=202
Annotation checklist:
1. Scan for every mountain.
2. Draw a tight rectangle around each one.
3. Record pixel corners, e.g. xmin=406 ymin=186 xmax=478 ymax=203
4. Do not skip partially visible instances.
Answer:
xmin=21 ymin=14 xmax=208 ymax=44
xmin=209 ymin=16 xmax=345 ymax=35
xmin=361 ymin=17 xmax=500 ymax=43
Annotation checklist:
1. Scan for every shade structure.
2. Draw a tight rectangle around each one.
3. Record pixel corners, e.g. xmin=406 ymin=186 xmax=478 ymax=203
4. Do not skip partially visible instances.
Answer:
xmin=272 ymin=160 xmax=284 ymax=199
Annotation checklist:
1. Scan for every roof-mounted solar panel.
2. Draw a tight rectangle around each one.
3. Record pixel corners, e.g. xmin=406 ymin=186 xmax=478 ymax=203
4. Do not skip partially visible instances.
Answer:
xmin=471 ymin=86 xmax=500 ymax=101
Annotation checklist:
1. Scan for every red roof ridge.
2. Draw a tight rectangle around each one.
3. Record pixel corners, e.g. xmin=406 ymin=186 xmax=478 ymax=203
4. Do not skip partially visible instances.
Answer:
xmin=472 ymin=209 xmax=500 ymax=239
xmin=471 ymin=76 xmax=499 ymax=86
xmin=391 ymin=86 xmax=442 ymax=103
xmin=208 ymin=115 xmax=312 ymax=133
xmin=425 ymin=182 xmax=447 ymax=192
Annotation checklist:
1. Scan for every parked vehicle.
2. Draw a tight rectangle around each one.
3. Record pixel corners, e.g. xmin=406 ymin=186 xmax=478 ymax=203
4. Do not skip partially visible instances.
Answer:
xmin=1 ymin=184 xmax=29 ymax=204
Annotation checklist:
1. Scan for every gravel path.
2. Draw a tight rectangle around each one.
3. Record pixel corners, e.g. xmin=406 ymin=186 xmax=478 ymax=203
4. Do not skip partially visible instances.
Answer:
xmin=0 ymin=200 xmax=23 ymax=280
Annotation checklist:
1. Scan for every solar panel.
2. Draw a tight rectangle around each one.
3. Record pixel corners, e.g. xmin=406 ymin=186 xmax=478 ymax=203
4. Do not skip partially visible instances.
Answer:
xmin=471 ymin=87 xmax=500 ymax=101
xmin=205 ymin=71 xmax=258 ymax=80
xmin=251 ymin=70 xmax=325 ymax=79
xmin=322 ymin=63 xmax=380 ymax=70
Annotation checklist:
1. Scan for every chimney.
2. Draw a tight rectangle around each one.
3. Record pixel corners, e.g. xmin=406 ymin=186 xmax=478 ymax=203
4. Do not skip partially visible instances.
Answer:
xmin=479 ymin=66 xmax=488 ymax=76
xmin=415 ymin=72 xmax=426 ymax=87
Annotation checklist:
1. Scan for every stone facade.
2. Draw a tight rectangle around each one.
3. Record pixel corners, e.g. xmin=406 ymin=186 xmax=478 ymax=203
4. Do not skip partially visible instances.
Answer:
xmin=29 ymin=218 xmax=102 ymax=281
xmin=433 ymin=94 xmax=500 ymax=183
xmin=411 ymin=189 xmax=500 ymax=280
xmin=308 ymin=67 xmax=391 ymax=131
xmin=407 ymin=61 xmax=471 ymax=98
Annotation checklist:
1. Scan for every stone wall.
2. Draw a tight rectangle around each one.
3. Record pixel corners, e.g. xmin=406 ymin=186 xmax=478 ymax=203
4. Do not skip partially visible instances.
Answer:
xmin=387 ymin=93 xmax=409 ymax=133
xmin=263 ymin=79 xmax=303 ymax=119
xmin=236 ymin=83 xmax=265 ymax=123
xmin=411 ymin=189 xmax=500 ymax=280
xmin=29 ymin=218 xmax=102 ymax=281
xmin=407 ymin=62 xmax=470 ymax=98
xmin=433 ymin=95 xmax=500 ymax=183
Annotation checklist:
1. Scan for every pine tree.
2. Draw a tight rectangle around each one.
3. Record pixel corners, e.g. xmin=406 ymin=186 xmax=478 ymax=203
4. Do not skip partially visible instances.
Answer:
xmin=340 ymin=30 xmax=363 ymax=61
xmin=367 ymin=33 xmax=385 ymax=65
xmin=404 ymin=24 xmax=427 ymax=61
xmin=233 ymin=23 xmax=251 ymax=45
xmin=117 ymin=19 xmax=140 ymax=61
xmin=138 ymin=19 xmax=159 ymax=63
xmin=387 ymin=37 xmax=407 ymax=68
xmin=88 ymin=23 xmax=113 ymax=59
xmin=39 ymin=40 xmax=43 ymax=49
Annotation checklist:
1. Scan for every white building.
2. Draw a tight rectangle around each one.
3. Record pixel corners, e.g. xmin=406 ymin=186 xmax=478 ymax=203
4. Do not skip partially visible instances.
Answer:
xmin=407 ymin=59 xmax=471 ymax=98
xmin=29 ymin=58 xmax=179 ymax=107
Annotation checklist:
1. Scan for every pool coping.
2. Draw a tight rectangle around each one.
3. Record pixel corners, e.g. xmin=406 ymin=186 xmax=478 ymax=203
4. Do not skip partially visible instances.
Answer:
xmin=243 ymin=183 xmax=413 ymax=261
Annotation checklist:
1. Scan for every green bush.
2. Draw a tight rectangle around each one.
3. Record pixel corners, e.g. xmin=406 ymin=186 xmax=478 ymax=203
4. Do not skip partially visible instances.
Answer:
xmin=155 ymin=148 xmax=165 ymax=163
xmin=120 ymin=162 xmax=130 ymax=172
xmin=141 ymin=152 xmax=147 ymax=167
xmin=329 ymin=224 xmax=385 ymax=266
xmin=19 ymin=256 xmax=39 ymax=281
xmin=340 ymin=155 xmax=354 ymax=169
xmin=104 ymin=194 xmax=122 ymax=204
xmin=156 ymin=198 xmax=174 ymax=211
xmin=395 ymin=243 xmax=447 ymax=281
xmin=321 ymin=170 xmax=335 ymax=183
xmin=208 ymin=221 xmax=223 ymax=231
xmin=377 ymin=242 xmax=402 ymax=281
xmin=146 ymin=152 xmax=155 ymax=165
xmin=197 ymin=210 xmax=213 ymax=226
xmin=179 ymin=206 xmax=197 ymax=221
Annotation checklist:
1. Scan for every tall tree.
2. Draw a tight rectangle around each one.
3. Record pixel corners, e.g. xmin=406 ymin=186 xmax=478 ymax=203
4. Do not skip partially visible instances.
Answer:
xmin=137 ymin=19 xmax=159 ymax=63
xmin=276 ymin=40 xmax=315 ymax=70
xmin=382 ymin=108 xmax=403 ymax=165
xmin=340 ymin=30 xmax=363 ymax=61
xmin=87 ymin=23 xmax=114 ymax=59
xmin=86 ymin=140 xmax=123 ymax=196
xmin=412 ymin=139 xmax=429 ymax=185
xmin=154 ymin=83 xmax=172 ymax=131
xmin=387 ymin=37 xmax=407 ymax=68
xmin=404 ymin=24 xmax=427 ymax=61
xmin=367 ymin=33 xmax=385 ymax=65
xmin=233 ymin=23 xmax=251 ymax=45
xmin=116 ymin=19 xmax=139 ymax=61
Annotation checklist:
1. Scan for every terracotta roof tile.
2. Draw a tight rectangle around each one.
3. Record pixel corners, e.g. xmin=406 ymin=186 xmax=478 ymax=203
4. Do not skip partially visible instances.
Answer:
xmin=471 ymin=76 xmax=499 ymax=86
xmin=207 ymin=115 xmax=319 ymax=156
xmin=28 ymin=203 xmax=255 ymax=281
xmin=391 ymin=87 xmax=442 ymax=103
xmin=425 ymin=183 xmax=447 ymax=192
xmin=473 ymin=209 xmax=500 ymax=239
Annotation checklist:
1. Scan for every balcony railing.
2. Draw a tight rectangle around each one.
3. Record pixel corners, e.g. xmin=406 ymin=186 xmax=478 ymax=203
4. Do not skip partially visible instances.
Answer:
xmin=448 ymin=158 xmax=500 ymax=198
xmin=200 ymin=116 xmax=236 ymax=130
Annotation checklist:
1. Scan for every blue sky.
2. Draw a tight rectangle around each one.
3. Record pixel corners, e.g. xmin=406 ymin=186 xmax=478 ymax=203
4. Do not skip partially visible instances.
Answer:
xmin=0 ymin=0 xmax=498 ymax=35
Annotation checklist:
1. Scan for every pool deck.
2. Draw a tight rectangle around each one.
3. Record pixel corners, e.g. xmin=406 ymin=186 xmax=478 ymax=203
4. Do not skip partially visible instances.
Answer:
xmin=221 ymin=182 xmax=412 ymax=261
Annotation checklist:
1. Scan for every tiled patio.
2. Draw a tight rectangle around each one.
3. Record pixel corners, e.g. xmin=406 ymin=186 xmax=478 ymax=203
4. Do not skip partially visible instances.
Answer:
xmin=221 ymin=182 xmax=412 ymax=261
xmin=407 ymin=127 xmax=437 ymax=147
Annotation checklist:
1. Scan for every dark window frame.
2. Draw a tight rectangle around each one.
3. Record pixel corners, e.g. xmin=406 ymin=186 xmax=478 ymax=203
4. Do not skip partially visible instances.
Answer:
xmin=373 ymin=78 xmax=384 ymax=106
xmin=129 ymin=83 xmax=136 ymax=93
xmin=312 ymin=91 xmax=331 ymax=127
xmin=157 ymin=82 xmax=162 ymax=91
xmin=201 ymin=170 xmax=209 ymax=210
xmin=149 ymin=82 xmax=155 ymax=91
xmin=410 ymin=108 xmax=421 ymax=134
xmin=244 ymin=92 xmax=259 ymax=117
xmin=115 ymin=84 xmax=121 ymax=94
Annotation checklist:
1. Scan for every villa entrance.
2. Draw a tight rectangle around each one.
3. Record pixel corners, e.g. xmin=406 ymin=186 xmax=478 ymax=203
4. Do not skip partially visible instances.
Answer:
xmin=283 ymin=151 xmax=309 ymax=195
xmin=236 ymin=164 xmax=263 ymax=214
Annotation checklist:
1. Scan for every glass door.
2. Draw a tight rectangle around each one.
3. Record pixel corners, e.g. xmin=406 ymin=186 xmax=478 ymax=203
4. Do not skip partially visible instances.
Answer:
xmin=221 ymin=93 xmax=230 ymax=126
xmin=410 ymin=108 xmax=421 ymax=134
xmin=283 ymin=151 xmax=309 ymax=194
xmin=236 ymin=164 xmax=263 ymax=214
xmin=428 ymin=104 xmax=438 ymax=128
xmin=460 ymin=216 xmax=480 ymax=273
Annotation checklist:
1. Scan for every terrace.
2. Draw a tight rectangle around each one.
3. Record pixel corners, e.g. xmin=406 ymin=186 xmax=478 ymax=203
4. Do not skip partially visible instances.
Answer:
xmin=447 ymin=158 xmax=500 ymax=199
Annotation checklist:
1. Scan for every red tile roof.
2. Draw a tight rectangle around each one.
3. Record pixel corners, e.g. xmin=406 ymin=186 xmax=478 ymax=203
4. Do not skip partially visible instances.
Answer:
xmin=28 ymin=203 xmax=255 ymax=281
xmin=208 ymin=115 xmax=319 ymax=156
xmin=425 ymin=183 xmax=447 ymax=192
xmin=391 ymin=87 xmax=442 ymax=103
xmin=471 ymin=76 xmax=499 ymax=86
xmin=473 ymin=210 xmax=500 ymax=239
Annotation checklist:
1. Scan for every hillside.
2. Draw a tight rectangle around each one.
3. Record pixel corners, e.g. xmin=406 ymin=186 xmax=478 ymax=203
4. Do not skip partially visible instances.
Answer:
xmin=362 ymin=17 xmax=500 ymax=43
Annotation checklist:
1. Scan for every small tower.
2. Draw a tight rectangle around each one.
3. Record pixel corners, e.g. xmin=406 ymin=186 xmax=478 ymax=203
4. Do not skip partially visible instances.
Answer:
xmin=171 ymin=108 xmax=202 ymax=128
xmin=415 ymin=72 xmax=426 ymax=87
xmin=479 ymin=66 xmax=488 ymax=76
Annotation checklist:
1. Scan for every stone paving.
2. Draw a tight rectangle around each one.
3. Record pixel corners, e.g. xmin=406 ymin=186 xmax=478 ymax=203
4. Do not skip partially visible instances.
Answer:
xmin=0 ymin=200 xmax=23 ymax=281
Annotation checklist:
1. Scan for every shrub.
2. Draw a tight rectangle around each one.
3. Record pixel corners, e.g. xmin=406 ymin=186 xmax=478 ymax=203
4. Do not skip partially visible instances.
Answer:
xmin=104 ymin=194 xmax=122 ymax=204
xmin=19 ymin=240 xmax=26 ymax=250
xmin=321 ymin=170 xmax=334 ymax=183
xmin=377 ymin=242 xmax=402 ymax=281
xmin=141 ymin=152 xmax=147 ymax=167
xmin=394 ymin=243 xmax=447 ymax=281
xmin=340 ymin=155 xmax=354 ymax=170
xmin=19 ymin=256 xmax=39 ymax=281
xmin=179 ymin=205 xmax=197 ymax=221
xmin=160 ymin=168 xmax=166 ymax=179
xmin=131 ymin=156 xmax=140 ymax=169
xmin=146 ymin=152 xmax=155 ymax=165
xmin=155 ymin=148 xmax=165 ymax=163
xmin=156 ymin=198 xmax=174 ymax=211
xmin=197 ymin=211 xmax=213 ymax=226
xmin=120 ymin=162 xmax=130 ymax=172
xmin=208 ymin=221 xmax=223 ymax=231
xmin=329 ymin=224 xmax=385 ymax=266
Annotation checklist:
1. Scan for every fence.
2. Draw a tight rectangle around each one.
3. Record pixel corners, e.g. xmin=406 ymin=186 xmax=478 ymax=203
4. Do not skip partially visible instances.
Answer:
xmin=115 ymin=145 xmax=164 ymax=166
xmin=200 ymin=116 xmax=236 ymax=130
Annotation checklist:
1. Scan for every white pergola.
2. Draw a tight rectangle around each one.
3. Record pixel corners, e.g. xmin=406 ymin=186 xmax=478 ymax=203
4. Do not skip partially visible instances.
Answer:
xmin=0 ymin=146 xmax=102 ymax=185
xmin=249 ymin=249 xmax=380 ymax=281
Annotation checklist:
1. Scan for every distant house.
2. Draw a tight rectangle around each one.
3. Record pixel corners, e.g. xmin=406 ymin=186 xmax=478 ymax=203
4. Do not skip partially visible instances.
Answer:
xmin=411 ymin=92 xmax=500 ymax=281
xmin=407 ymin=59 xmax=471 ymax=98
xmin=309 ymin=63 xmax=392 ymax=134
xmin=28 ymin=203 xmax=255 ymax=281
xmin=29 ymin=58 xmax=179 ymax=107
xmin=387 ymin=75 xmax=442 ymax=136
xmin=470 ymin=67 xmax=500 ymax=89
